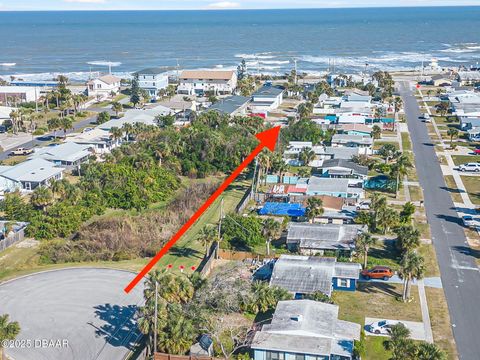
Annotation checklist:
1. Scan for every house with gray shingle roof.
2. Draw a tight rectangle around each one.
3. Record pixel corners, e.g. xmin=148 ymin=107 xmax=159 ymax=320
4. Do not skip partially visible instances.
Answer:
xmin=269 ymin=255 xmax=361 ymax=297
xmin=251 ymin=299 xmax=360 ymax=360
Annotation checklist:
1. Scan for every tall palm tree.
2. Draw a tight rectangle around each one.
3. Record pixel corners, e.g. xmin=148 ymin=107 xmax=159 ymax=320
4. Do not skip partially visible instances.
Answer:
xmin=262 ymin=218 xmax=281 ymax=256
xmin=30 ymin=186 xmax=54 ymax=212
xmin=157 ymin=307 xmax=195 ymax=355
xmin=391 ymin=154 xmax=413 ymax=193
xmin=298 ymin=147 xmax=315 ymax=166
xmin=153 ymin=143 xmax=171 ymax=166
xmin=395 ymin=225 xmax=420 ymax=254
xmin=376 ymin=207 xmax=398 ymax=234
xmin=198 ymin=225 xmax=217 ymax=258
xmin=398 ymin=251 xmax=425 ymax=301
xmin=446 ymin=128 xmax=459 ymax=148
xmin=356 ymin=232 xmax=376 ymax=269
xmin=393 ymin=96 xmax=403 ymax=115
xmin=60 ymin=116 xmax=74 ymax=138
xmin=0 ymin=314 xmax=20 ymax=359
xmin=111 ymin=101 xmax=123 ymax=118
xmin=109 ymin=126 xmax=123 ymax=145
xmin=306 ymin=197 xmax=324 ymax=223
xmin=47 ymin=117 xmax=61 ymax=140
xmin=371 ymin=125 xmax=381 ymax=140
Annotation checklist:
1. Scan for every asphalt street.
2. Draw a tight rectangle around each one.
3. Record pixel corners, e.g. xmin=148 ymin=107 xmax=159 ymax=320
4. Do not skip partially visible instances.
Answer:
xmin=399 ymin=81 xmax=480 ymax=360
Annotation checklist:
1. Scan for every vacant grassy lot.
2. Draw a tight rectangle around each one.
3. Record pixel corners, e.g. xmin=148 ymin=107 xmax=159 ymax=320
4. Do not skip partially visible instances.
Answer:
xmin=401 ymin=132 xmax=412 ymax=152
xmin=408 ymin=185 xmax=423 ymax=202
xmin=461 ymin=176 xmax=480 ymax=205
xmin=451 ymin=155 xmax=480 ymax=166
xmin=373 ymin=141 xmax=400 ymax=151
xmin=426 ymin=287 xmax=458 ymax=360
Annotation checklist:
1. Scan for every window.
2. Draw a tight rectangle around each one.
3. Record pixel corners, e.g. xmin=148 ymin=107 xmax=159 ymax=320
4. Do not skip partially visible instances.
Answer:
xmin=337 ymin=278 xmax=350 ymax=287
xmin=294 ymin=354 xmax=305 ymax=360
xmin=266 ymin=351 xmax=284 ymax=360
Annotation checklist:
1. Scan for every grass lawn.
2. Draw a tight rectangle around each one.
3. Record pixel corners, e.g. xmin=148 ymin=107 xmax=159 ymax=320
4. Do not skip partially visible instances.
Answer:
xmin=0 ymin=178 xmax=251 ymax=282
xmin=366 ymin=241 xmax=400 ymax=270
xmin=401 ymin=132 xmax=412 ymax=152
xmin=443 ymin=175 xmax=464 ymax=203
xmin=451 ymin=155 xmax=480 ymax=166
xmin=373 ymin=141 xmax=400 ymax=151
xmin=460 ymin=176 xmax=480 ymax=205
xmin=426 ymin=288 xmax=458 ymax=360
xmin=365 ymin=337 xmax=390 ymax=360
xmin=418 ymin=244 xmax=440 ymax=277
xmin=408 ymin=185 xmax=423 ymax=202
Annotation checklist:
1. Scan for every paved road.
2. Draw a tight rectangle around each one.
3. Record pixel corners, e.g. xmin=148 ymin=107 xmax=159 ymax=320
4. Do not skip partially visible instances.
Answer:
xmin=0 ymin=268 xmax=144 ymax=360
xmin=0 ymin=113 xmax=98 ymax=161
xmin=399 ymin=81 xmax=480 ymax=360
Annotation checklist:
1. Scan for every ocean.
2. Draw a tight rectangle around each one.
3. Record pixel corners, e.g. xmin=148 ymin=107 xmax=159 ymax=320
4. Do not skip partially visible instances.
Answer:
xmin=0 ymin=7 xmax=479 ymax=81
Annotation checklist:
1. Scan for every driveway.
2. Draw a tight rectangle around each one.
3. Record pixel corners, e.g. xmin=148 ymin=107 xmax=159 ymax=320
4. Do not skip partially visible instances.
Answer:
xmin=365 ymin=317 xmax=427 ymax=341
xmin=399 ymin=81 xmax=480 ymax=360
xmin=0 ymin=268 xmax=145 ymax=360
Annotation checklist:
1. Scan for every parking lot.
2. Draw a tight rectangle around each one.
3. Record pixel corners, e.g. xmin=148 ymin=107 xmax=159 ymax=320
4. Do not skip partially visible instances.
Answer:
xmin=0 ymin=268 xmax=145 ymax=360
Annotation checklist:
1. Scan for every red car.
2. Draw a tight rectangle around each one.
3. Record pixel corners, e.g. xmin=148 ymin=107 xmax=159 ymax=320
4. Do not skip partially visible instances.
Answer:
xmin=361 ymin=266 xmax=394 ymax=280
xmin=473 ymin=148 xmax=480 ymax=155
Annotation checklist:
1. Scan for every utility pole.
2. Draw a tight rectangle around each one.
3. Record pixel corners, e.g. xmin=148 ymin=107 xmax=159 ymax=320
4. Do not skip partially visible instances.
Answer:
xmin=153 ymin=280 xmax=158 ymax=356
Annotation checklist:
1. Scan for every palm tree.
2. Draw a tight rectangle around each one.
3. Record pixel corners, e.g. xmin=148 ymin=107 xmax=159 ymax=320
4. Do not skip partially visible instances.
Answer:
xmin=391 ymin=154 xmax=413 ymax=193
xmin=383 ymin=323 xmax=416 ymax=360
xmin=154 ymin=143 xmax=171 ymax=166
xmin=371 ymin=125 xmax=381 ymax=140
xmin=377 ymin=143 xmax=399 ymax=164
xmin=30 ymin=186 xmax=54 ymax=212
xmin=446 ymin=128 xmax=459 ymax=148
xmin=8 ymin=109 xmax=21 ymax=134
xmin=416 ymin=342 xmax=447 ymax=360
xmin=262 ymin=218 xmax=281 ymax=256
xmin=395 ymin=225 xmax=420 ymax=254
xmin=298 ymin=147 xmax=315 ymax=166
xmin=306 ymin=197 xmax=324 ymax=223
xmin=60 ymin=116 xmax=74 ymax=138
xmin=356 ymin=232 xmax=376 ymax=269
xmin=398 ymin=251 xmax=425 ymax=301
xmin=157 ymin=307 xmax=195 ymax=354
xmin=376 ymin=207 xmax=398 ymax=234
xmin=393 ymin=96 xmax=403 ymax=115
xmin=198 ymin=225 xmax=217 ymax=258
xmin=0 ymin=314 xmax=20 ymax=359
xmin=109 ymin=126 xmax=123 ymax=145
xmin=47 ymin=117 xmax=61 ymax=139
xmin=111 ymin=101 xmax=123 ymax=118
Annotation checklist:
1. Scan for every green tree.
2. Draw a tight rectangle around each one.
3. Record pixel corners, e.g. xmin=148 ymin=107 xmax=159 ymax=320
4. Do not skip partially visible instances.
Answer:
xmin=111 ymin=101 xmax=123 ymax=118
xmin=395 ymin=225 xmax=420 ymax=254
xmin=155 ymin=115 xmax=175 ymax=128
xmin=356 ymin=232 xmax=376 ymax=269
xmin=398 ymin=251 xmax=425 ymax=301
xmin=262 ymin=218 xmax=281 ymax=256
xmin=130 ymin=73 xmax=142 ymax=107
xmin=436 ymin=102 xmax=449 ymax=116
xmin=157 ymin=304 xmax=196 ymax=355
xmin=378 ymin=143 xmax=400 ymax=164
xmin=198 ymin=225 xmax=217 ymax=258
xmin=416 ymin=342 xmax=447 ymax=360
xmin=306 ymin=197 xmax=324 ymax=223
xmin=383 ymin=323 xmax=416 ymax=360
xmin=394 ymin=96 xmax=403 ymax=115
xmin=376 ymin=207 xmax=398 ymax=234
xmin=60 ymin=115 xmax=74 ymax=137
xmin=248 ymin=282 xmax=293 ymax=314
xmin=47 ymin=116 xmax=61 ymax=139
xmin=446 ymin=128 xmax=459 ymax=148
xmin=0 ymin=314 xmax=21 ymax=359
xmin=372 ymin=125 xmax=382 ymax=140
xmin=96 ymin=111 xmax=111 ymax=124
xmin=391 ymin=154 xmax=413 ymax=193
xmin=30 ymin=186 xmax=54 ymax=212
xmin=298 ymin=147 xmax=316 ymax=166
xmin=109 ymin=126 xmax=123 ymax=144
xmin=399 ymin=202 xmax=415 ymax=224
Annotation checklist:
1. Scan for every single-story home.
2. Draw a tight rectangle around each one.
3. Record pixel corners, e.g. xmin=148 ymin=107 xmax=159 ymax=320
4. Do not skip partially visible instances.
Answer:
xmin=286 ymin=223 xmax=366 ymax=254
xmin=0 ymin=86 xmax=37 ymax=105
xmin=459 ymin=116 xmax=480 ymax=130
xmin=431 ymin=75 xmax=452 ymax=87
xmin=457 ymin=71 xmax=480 ymax=85
xmin=337 ymin=113 xmax=367 ymax=125
xmin=269 ymin=255 xmax=362 ymax=296
xmin=251 ymin=299 xmax=361 ymax=360
xmin=97 ymin=106 xmax=174 ymax=131
xmin=65 ymin=128 xmax=117 ymax=154
xmin=28 ymin=142 xmax=92 ymax=169
xmin=208 ymin=95 xmax=251 ymax=116
xmin=467 ymin=127 xmax=480 ymax=141
xmin=0 ymin=158 xmax=64 ymax=192
xmin=250 ymin=85 xmax=284 ymax=112
xmin=331 ymin=134 xmax=373 ymax=155
xmin=319 ymin=159 xmax=368 ymax=180
xmin=306 ymin=177 xmax=363 ymax=199
xmin=339 ymin=123 xmax=372 ymax=136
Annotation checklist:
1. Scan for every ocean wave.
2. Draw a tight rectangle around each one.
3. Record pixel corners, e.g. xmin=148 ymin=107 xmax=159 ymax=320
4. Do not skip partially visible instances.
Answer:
xmin=235 ymin=53 xmax=275 ymax=60
xmin=2 ymin=71 xmax=132 ymax=82
xmin=439 ymin=43 xmax=480 ymax=54
xmin=0 ymin=63 xmax=16 ymax=67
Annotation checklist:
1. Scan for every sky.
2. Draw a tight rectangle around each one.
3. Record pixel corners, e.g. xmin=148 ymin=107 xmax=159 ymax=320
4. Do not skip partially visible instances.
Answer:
xmin=0 ymin=0 xmax=479 ymax=11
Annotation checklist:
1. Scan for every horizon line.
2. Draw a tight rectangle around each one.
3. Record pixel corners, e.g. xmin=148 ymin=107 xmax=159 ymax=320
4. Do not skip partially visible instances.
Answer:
xmin=1 ymin=4 xmax=480 ymax=12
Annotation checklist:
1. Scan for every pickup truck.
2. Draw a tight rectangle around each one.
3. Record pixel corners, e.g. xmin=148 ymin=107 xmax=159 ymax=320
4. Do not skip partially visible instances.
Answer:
xmin=10 ymin=147 xmax=33 ymax=156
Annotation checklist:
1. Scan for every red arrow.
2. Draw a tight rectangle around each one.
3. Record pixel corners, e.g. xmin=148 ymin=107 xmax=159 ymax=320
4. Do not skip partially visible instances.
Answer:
xmin=124 ymin=126 xmax=281 ymax=293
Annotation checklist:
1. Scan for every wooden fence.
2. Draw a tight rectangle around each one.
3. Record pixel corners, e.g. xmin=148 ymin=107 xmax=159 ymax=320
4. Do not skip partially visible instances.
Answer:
xmin=0 ymin=227 xmax=25 ymax=252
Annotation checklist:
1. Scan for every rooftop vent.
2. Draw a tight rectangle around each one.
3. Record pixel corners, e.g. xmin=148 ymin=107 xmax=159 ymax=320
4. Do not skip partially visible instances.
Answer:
xmin=291 ymin=315 xmax=303 ymax=322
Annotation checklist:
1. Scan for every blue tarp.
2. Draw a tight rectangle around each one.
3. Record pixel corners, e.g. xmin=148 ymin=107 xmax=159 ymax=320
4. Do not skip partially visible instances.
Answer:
xmin=259 ymin=202 xmax=306 ymax=217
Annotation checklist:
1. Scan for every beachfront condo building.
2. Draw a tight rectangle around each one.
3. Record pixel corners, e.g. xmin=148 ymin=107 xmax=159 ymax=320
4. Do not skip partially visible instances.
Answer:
xmin=177 ymin=70 xmax=237 ymax=96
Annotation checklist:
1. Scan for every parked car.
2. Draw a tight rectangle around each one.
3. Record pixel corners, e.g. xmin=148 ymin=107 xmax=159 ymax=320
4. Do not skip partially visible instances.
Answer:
xmin=462 ymin=215 xmax=475 ymax=228
xmin=361 ymin=266 xmax=394 ymax=280
xmin=356 ymin=201 xmax=371 ymax=210
xmin=10 ymin=147 xmax=33 ymax=156
xmin=458 ymin=163 xmax=480 ymax=172
xmin=420 ymin=113 xmax=430 ymax=122
xmin=473 ymin=148 xmax=480 ymax=155
xmin=367 ymin=320 xmax=403 ymax=335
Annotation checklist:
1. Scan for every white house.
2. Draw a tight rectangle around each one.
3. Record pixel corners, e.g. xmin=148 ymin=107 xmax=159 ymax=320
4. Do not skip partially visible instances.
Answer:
xmin=331 ymin=134 xmax=373 ymax=155
xmin=250 ymin=85 xmax=284 ymax=113
xmin=0 ymin=86 xmax=38 ymax=105
xmin=177 ymin=70 xmax=237 ymax=96
xmin=65 ymin=128 xmax=118 ymax=154
xmin=0 ymin=158 xmax=64 ymax=192
xmin=136 ymin=68 xmax=169 ymax=99
xmin=97 ymin=105 xmax=174 ymax=131
xmin=28 ymin=142 xmax=92 ymax=169
xmin=86 ymin=75 xmax=121 ymax=99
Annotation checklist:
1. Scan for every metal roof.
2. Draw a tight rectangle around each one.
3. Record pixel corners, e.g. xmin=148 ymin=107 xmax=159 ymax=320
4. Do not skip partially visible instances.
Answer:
xmin=332 ymin=134 xmax=373 ymax=146
xmin=307 ymin=176 xmax=349 ymax=194
xmin=321 ymin=159 xmax=368 ymax=176
xmin=208 ymin=95 xmax=250 ymax=115
xmin=253 ymin=85 xmax=284 ymax=97
xmin=0 ymin=158 xmax=64 ymax=183
xmin=29 ymin=142 xmax=92 ymax=163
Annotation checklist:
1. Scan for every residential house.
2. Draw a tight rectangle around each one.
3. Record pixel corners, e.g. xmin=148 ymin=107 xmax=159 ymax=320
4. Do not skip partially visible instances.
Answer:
xmin=337 ymin=113 xmax=367 ymax=125
xmin=319 ymin=159 xmax=368 ymax=180
xmin=339 ymin=124 xmax=372 ymax=136
xmin=177 ymin=70 xmax=237 ymax=96
xmin=135 ymin=67 xmax=169 ymax=99
xmin=250 ymin=85 xmax=284 ymax=113
xmin=0 ymin=86 xmax=37 ymax=104
xmin=431 ymin=75 xmax=452 ymax=87
xmin=457 ymin=71 xmax=480 ymax=85
xmin=65 ymin=128 xmax=117 ymax=154
xmin=251 ymin=299 xmax=361 ymax=360
xmin=318 ymin=146 xmax=359 ymax=161
xmin=97 ymin=106 xmax=174 ymax=131
xmin=467 ymin=127 xmax=480 ymax=141
xmin=269 ymin=255 xmax=362 ymax=296
xmin=0 ymin=158 xmax=64 ymax=192
xmin=86 ymin=75 xmax=121 ymax=99
xmin=306 ymin=177 xmax=363 ymax=199
xmin=28 ymin=142 xmax=92 ymax=170
xmin=459 ymin=116 xmax=480 ymax=130
xmin=208 ymin=95 xmax=251 ymax=116
xmin=331 ymin=134 xmax=373 ymax=155
xmin=286 ymin=223 xmax=365 ymax=255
